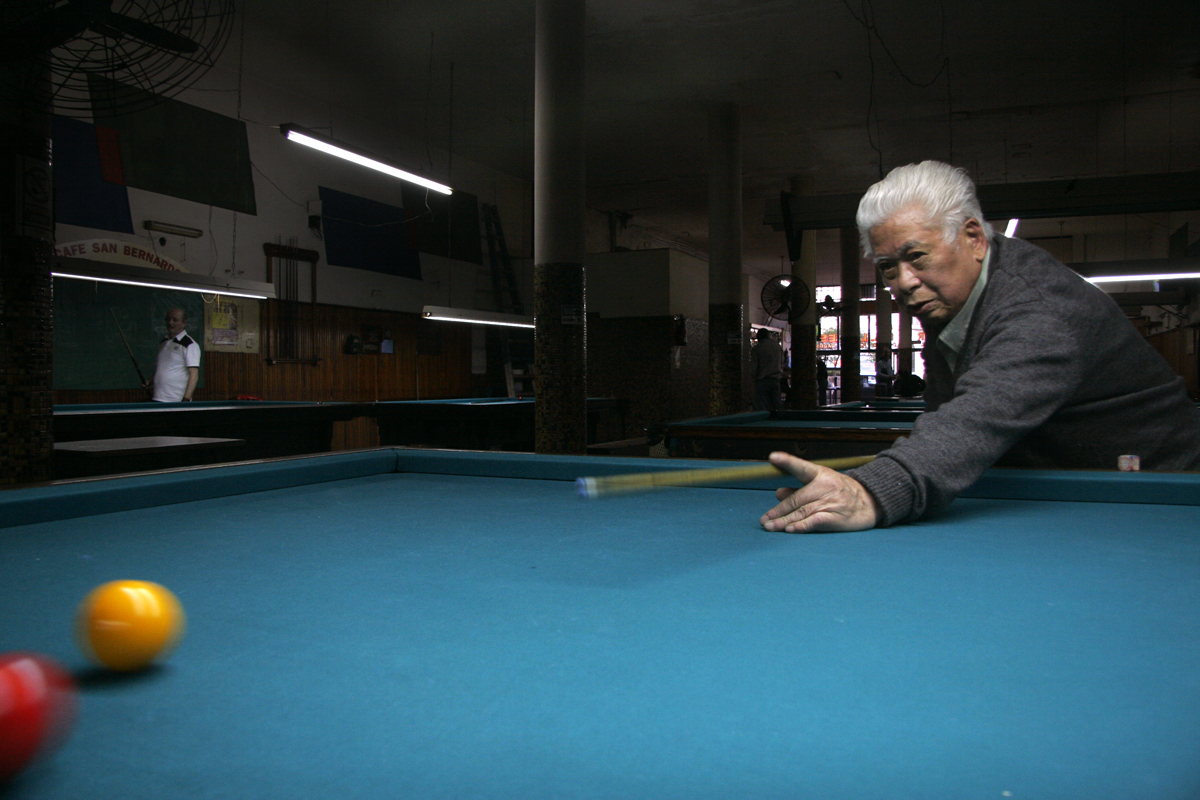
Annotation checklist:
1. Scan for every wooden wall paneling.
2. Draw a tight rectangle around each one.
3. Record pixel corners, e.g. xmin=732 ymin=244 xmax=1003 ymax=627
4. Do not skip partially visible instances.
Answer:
xmin=1147 ymin=327 xmax=1198 ymax=399
xmin=417 ymin=321 xmax=473 ymax=399
xmin=56 ymin=302 xmax=479 ymax=429
xmin=332 ymin=416 xmax=379 ymax=450
xmin=204 ymin=352 xmax=264 ymax=399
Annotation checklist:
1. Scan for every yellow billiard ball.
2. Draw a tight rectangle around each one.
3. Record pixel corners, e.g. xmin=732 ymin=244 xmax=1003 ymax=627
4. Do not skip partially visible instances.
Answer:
xmin=76 ymin=580 xmax=186 ymax=672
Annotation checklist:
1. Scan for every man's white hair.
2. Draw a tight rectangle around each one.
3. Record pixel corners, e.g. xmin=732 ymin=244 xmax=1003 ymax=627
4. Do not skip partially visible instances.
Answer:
xmin=855 ymin=161 xmax=994 ymax=256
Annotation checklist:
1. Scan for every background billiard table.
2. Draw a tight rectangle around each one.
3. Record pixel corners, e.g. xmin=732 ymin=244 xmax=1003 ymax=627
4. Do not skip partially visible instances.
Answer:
xmin=367 ymin=396 xmax=628 ymax=451
xmin=2 ymin=450 xmax=1199 ymax=798
xmin=52 ymin=400 xmax=363 ymax=477
xmin=662 ymin=407 xmax=918 ymax=460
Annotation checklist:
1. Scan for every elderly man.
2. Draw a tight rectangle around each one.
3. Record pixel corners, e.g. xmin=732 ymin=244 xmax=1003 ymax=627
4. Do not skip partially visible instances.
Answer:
xmin=762 ymin=160 xmax=1200 ymax=532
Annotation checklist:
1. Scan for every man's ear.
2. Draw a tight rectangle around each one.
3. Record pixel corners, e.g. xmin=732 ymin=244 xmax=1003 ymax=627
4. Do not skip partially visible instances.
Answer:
xmin=962 ymin=218 xmax=988 ymax=261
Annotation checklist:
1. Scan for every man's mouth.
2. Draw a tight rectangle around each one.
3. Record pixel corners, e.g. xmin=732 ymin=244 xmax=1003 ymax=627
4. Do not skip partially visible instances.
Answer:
xmin=906 ymin=300 xmax=932 ymax=316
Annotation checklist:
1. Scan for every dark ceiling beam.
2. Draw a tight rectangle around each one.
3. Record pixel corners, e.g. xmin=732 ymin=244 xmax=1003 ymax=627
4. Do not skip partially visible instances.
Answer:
xmin=763 ymin=171 xmax=1200 ymax=231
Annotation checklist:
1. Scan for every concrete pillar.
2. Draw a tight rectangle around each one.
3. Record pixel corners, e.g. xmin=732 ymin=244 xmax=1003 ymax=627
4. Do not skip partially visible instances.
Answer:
xmin=897 ymin=305 xmax=914 ymax=379
xmin=839 ymin=227 xmax=861 ymax=403
xmin=533 ymin=0 xmax=587 ymax=454
xmin=0 ymin=62 xmax=54 ymax=484
xmin=786 ymin=180 xmax=818 ymax=409
xmin=707 ymin=102 xmax=746 ymax=416
xmin=875 ymin=275 xmax=893 ymax=395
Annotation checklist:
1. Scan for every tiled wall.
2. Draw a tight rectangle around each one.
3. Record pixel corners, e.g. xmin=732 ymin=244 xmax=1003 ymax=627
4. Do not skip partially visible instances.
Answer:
xmin=588 ymin=314 xmax=710 ymax=441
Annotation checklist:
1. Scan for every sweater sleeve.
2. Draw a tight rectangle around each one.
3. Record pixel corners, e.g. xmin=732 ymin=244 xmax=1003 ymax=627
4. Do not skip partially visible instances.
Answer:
xmin=849 ymin=289 xmax=1087 ymax=525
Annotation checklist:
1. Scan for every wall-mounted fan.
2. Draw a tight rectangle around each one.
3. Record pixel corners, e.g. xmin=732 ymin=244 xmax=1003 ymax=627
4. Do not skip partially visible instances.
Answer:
xmin=760 ymin=274 xmax=811 ymax=323
xmin=1 ymin=0 xmax=235 ymax=116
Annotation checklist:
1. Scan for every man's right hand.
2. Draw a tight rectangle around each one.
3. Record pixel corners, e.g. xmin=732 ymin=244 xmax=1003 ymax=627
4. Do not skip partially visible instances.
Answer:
xmin=759 ymin=452 xmax=881 ymax=533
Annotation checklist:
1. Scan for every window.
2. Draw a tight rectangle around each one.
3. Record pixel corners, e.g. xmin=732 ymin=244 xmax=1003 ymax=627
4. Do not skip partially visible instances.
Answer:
xmin=816 ymin=286 xmax=926 ymax=378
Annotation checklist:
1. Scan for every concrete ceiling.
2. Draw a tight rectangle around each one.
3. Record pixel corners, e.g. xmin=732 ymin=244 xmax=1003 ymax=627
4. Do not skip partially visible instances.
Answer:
xmin=244 ymin=0 xmax=1200 ymax=287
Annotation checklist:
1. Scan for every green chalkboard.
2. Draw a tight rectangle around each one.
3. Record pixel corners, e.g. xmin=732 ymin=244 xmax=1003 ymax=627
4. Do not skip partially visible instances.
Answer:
xmin=53 ymin=278 xmax=205 ymax=391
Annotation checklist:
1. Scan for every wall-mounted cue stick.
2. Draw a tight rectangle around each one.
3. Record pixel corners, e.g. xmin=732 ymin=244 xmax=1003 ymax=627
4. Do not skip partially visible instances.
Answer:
xmin=576 ymin=455 xmax=876 ymax=499
xmin=110 ymin=309 xmax=148 ymax=385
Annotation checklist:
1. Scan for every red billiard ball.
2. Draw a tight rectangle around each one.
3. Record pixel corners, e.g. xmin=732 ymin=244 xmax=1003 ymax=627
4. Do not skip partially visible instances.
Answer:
xmin=0 ymin=652 xmax=78 ymax=783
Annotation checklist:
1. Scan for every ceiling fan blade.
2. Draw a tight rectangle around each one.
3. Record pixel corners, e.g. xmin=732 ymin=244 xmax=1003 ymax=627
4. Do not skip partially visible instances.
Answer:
xmin=101 ymin=11 xmax=200 ymax=53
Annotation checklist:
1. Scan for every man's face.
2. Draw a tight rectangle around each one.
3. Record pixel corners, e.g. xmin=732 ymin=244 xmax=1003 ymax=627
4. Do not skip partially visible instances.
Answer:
xmin=869 ymin=206 xmax=989 ymax=332
xmin=165 ymin=310 xmax=186 ymax=337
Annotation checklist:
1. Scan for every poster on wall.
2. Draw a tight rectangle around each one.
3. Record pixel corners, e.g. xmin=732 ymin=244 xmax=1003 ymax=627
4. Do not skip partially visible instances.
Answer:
xmin=204 ymin=296 xmax=261 ymax=354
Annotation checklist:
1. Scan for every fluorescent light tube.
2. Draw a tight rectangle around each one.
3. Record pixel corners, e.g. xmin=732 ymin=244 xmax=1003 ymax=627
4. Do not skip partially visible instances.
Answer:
xmin=422 ymin=305 xmax=534 ymax=329
xmin=52 ymin=257 xmax=277 ymax=300
xmin=281 ymin=124 xmax=452 ymax=195
xmin=1071 ymin=258 xmax=1200 ymax=285
xmin=1087 ymin=272 xmax=1200 ymax=284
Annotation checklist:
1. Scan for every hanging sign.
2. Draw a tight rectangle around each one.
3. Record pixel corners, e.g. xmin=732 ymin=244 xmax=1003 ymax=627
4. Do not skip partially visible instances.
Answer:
xmin=54 ymin=239 xmax=188 ymax=273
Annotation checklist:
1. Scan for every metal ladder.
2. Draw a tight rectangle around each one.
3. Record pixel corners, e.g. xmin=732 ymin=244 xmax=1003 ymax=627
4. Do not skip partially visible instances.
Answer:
xmin=481 ymin=204 xmax=533 ymax=396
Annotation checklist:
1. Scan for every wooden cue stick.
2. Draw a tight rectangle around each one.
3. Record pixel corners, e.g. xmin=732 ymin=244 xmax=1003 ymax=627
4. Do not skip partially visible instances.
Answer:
xmin=576 ymin=455 xmax=876 ymax=499
xmin=110 ymin=309 xmax=148 ymax=385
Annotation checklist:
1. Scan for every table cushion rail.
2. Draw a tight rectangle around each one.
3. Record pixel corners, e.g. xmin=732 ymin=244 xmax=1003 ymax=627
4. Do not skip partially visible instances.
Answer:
xmin=2 ymin=448 xmax=1197 ymax=529
xmin=0 ymin=450 xmax=400 ymax=529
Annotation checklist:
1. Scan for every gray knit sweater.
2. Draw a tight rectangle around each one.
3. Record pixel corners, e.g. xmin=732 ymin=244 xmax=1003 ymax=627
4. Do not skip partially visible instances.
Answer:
xmin=847 ymin=235 xmax=1200 ymax=526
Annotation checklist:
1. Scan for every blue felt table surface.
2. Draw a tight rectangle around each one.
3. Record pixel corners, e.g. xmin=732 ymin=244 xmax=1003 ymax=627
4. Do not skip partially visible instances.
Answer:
xmin=2 ymin=457 xmax=1199 ymax=798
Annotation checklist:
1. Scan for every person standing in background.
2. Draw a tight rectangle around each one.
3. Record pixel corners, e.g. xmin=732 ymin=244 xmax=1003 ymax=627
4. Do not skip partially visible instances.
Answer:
xmin=816 ymin=357 xmax=829 ymax=405
xmin=875 ymin=354 xmax=895 ymax=397
xmin=144 ymin=308 xmax=200 ymax=402
xmin=751 ymin=328 xmax=786 ymax=415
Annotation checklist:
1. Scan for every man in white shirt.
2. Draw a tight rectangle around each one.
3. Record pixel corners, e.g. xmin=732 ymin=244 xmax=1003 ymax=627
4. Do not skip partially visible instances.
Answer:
xmin=145 ymin=308 xmax=200 ymax=402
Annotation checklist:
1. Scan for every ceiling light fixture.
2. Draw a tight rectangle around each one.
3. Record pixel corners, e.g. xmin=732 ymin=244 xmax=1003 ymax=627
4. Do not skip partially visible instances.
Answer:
xmin=281 ymin=124 xmax=453 ymax=195
xmin=422 ymin=305 xmax=534 ymax=329
xmin=52 ymin=257 xmax=277 ymax=300
xmin=144 ymin=220 xmax=203 ymax=238
xmin=1086 ymin=271 xmax=1200 ymax=284
xmin=1071 ymin=258 xmax=1200 ymax=285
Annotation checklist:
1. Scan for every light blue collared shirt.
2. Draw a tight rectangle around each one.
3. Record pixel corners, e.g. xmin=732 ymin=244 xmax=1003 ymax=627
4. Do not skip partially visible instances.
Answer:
xmin=935 ymin=245 xmax=992 ymax=372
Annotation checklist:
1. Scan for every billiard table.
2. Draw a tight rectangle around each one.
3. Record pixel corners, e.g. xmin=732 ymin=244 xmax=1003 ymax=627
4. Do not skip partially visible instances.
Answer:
xmin=2 ymin=450 xmax=1199 ymax=798
xmin=52 ymin=401 xmax=365 ymax=476
xmin=832 ymin=399 xmax=927 ymax=410
xmin=666 ymin=400 xmax=1200 ymax=461
xmin=368 ymin=396 xmax=628 ymax=451
xmin=663 ymin=407 xmax=920 ymax=460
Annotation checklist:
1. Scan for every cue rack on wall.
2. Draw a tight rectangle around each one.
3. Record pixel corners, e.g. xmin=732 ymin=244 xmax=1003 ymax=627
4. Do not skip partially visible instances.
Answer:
xmin=264 ymin=241 xmax=320 ymax=366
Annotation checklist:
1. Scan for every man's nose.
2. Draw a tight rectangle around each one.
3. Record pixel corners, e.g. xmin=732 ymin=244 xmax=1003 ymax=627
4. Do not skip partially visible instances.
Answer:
xmin=893 ymin=263 xmax=921 ymax=293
